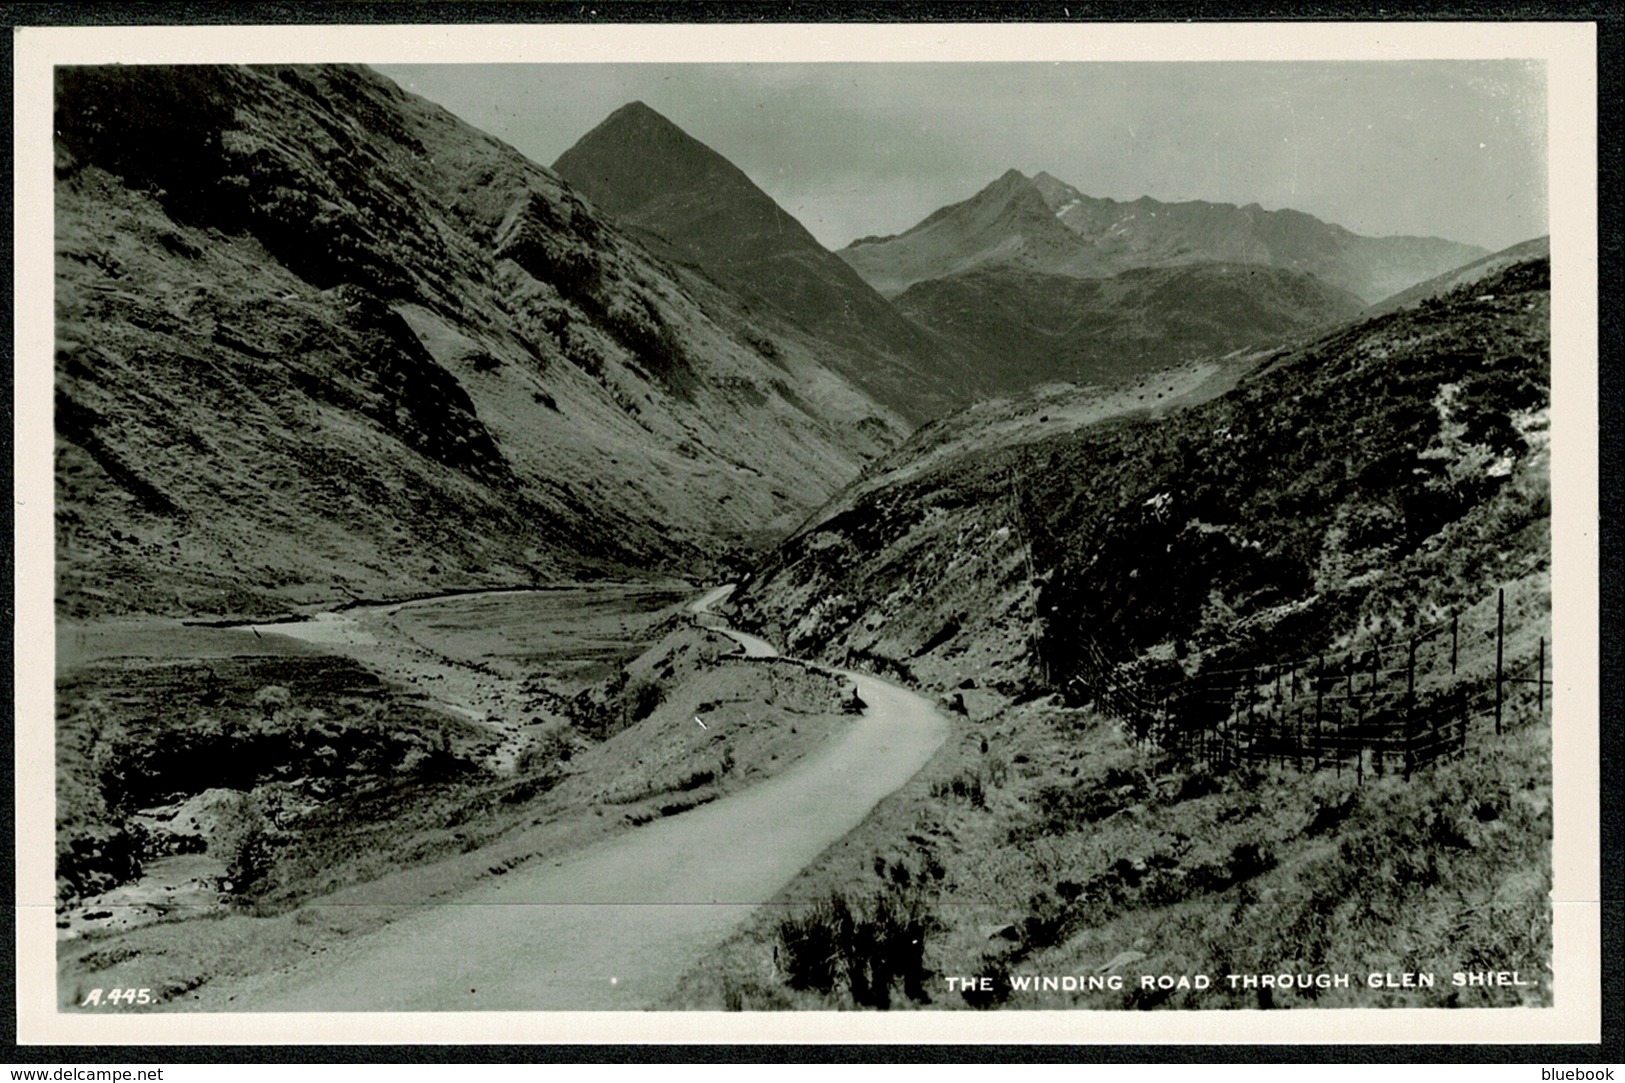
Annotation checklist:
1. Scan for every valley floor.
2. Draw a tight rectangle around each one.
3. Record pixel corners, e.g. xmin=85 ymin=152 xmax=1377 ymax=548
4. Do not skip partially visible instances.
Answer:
xmin=55 ymin=583 xmax=951 ymax=1011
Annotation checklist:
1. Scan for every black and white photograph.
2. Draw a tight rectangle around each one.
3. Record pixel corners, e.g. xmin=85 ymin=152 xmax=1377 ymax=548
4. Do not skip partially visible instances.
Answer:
xmin=14 ymin=19 xmax=1600 ymax=1045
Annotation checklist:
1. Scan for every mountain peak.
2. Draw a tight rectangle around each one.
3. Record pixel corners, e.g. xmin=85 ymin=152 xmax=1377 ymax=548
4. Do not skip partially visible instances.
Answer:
xmin=554 ymin=99 xmax=968 ymax=423
xmin=1031 ymin=170 xmax=1084 ymax=211
xmin=597 ymin=99 xmax=683 ymax=135
xmin=967 ymin=168 xmax=1060 ymax=222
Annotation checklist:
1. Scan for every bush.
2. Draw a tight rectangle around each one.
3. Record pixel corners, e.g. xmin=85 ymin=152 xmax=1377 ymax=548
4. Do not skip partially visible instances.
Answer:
xmin=214 ymin=792 xmax=275 ymax=902
xmin=778 ymin=897 xmax=846 ymax=994
xmin=628 ymin=678 xmax=665 ymax=723
xmin=776 ymin=878 xmax=935 ymax=1009
xmin=252 ymin=685 xmax=292 ymax=721
xmin=83 ymin=707 xmax=139 ymax=816
xmin=932 ymin=767 xmax=987 ymax=808
xmin=516 ymin=722 xmax=576 ymax=775
xmin=959 ymin=955 xmax=1012 ymax=1009
xmin=1227 ymin=841 xmax=1275 ymax=883
xmin=56 ymin=818 xmax=145 ymax=905
xmin=1020 ymin=889 xmax=1069 ymax=949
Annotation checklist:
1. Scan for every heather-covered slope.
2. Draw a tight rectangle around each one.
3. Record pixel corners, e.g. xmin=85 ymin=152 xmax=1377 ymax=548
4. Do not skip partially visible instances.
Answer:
xmin=1367 ymin=235 xmax=1550 ymax=317
xmin=55 ymin=65 xmax=907 ymax=619
xmin=892 ymin=261 xmax=1366 ymax=393
xmin=553 ymin=101 xmax=981 ymax=422
xmin=727 ymin=257 xmax=1549 ymax=705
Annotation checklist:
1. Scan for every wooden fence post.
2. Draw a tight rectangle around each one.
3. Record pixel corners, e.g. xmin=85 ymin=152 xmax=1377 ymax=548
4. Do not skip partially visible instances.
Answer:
xmin=1370 ymin=643 xmax=1380 ymax=778
xmin=1248 ymin=666 xmax=1257 ymax=760
xmin=1341 ymin=656 xmax=1352 ymax=780
xmin=1404 ymin=635 xmax=1418 ymax=781
xmin=1315 ymin=654 xmax=1325 ymax=772
xmin=1538 ymin=635 xmax=1546 ymax=714
xmin=1495 ymin=587 xmax=1505 ymax=736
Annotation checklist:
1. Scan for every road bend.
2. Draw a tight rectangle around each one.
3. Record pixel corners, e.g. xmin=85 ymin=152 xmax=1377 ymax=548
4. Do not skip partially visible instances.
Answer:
xmin=229 ymin=584 xmax=950 ymax=1011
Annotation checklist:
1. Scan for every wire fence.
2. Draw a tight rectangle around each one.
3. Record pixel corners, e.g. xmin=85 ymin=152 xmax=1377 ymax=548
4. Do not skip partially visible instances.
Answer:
xmin=1064 ymin=555 xmax=1551 ymax=782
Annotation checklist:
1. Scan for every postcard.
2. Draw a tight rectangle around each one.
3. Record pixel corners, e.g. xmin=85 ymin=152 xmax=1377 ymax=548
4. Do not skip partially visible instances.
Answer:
xmin=13 ymin=18 xmax=1600 ymax=1045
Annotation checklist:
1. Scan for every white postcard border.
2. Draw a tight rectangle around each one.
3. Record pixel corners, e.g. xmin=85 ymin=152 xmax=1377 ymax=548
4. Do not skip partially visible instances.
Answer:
xmin=12 ymin=18 xmax=1601 ymax=1046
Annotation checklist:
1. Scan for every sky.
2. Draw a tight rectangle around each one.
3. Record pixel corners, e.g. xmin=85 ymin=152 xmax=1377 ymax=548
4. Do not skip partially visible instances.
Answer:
xmin=376 ymin=61 xmax=1547 ymax=254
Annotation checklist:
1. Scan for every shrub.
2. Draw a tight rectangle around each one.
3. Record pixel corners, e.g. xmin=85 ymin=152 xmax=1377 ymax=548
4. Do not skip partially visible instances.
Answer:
xmin=777 ymin=897 xmax=846 ymax=994
xmin=931 ymin=768 xmax=986 ymax=809
xmin=775 ymin=878 xmax=935 ymax=1009
xmin=214 ymin=792 xmax=275 ymax=902
xmin=628 ymin=678 xmax=665 ymax=723
xmin=252 ymin=685 xmax=292 ymax=721
xmin=1020 ymin=889 xmax=1069 ymax=949
xmin=56 ymin=818 xmax=145 ymax=905
xmin=959 ymin=955 xmax=1012 ymax=1009
xmin=516 ymin=722 xmax=576 ymax=775
xmin=1227 ymin=841 xmax=1276 ymax=883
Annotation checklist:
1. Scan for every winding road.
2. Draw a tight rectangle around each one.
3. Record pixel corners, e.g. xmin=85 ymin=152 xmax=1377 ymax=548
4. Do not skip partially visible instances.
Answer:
xmin=228 ymin=585 xmax=951 ymax=1011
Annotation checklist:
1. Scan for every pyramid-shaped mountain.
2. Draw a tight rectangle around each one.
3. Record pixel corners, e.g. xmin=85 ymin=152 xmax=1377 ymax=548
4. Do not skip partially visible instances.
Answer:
xmin=842 ymin=169 xmax=1488 ymax=304
xmin=554 ymin=102 xmax=977 ymax=423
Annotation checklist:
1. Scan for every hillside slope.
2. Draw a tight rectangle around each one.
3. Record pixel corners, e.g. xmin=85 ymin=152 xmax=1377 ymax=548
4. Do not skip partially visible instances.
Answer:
xmin=55 ymin=65 xmax=907 ymax=620
xmin=553 ymin=102 xmax=981 ymax=422
xmin=727 ymin=257 xmax=1549 ymax=706
xmin=892 ymin=261 xmax=1366 ymax=393
xmin=694 ymin=257 xmax=1551 ymax=1012
xmin=1367 ymin=236 xmax=1550 ymax=317
xmin=840 ymin=169 xmax=1487 ymax=304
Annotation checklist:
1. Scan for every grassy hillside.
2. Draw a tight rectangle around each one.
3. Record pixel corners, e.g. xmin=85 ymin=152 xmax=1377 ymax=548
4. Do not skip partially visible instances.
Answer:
xmin=730 ymin=257 xmax=1548 ymax=698
xmin=676 ymin=664 xmax=1549 ymax=1011
xmin=893 ymin=261 xmax=1365 ymax=394
xmin=55 ymin=64 xmax=904 ymax=621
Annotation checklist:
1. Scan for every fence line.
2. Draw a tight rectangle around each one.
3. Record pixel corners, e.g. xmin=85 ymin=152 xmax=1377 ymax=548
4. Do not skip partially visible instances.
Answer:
xmin=1065 ymin=557 xmax=1551 ymax=781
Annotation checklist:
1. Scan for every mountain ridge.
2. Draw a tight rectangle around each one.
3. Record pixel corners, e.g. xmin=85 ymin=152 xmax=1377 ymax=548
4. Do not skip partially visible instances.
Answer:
xmin=840 ymin=168 xmax=1489 ymax=304
xmin=891 ymin=260 xmax=1368 ymax=393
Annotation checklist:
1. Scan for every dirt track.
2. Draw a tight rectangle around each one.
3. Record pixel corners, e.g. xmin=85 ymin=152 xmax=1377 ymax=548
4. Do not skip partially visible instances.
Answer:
xmin=222 ymin=586 xmax=950 ymax=1011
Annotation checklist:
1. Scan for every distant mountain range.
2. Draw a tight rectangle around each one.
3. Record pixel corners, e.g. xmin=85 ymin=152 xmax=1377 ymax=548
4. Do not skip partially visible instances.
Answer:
xmin=841 ymin=168 xmax=1488 ymax=305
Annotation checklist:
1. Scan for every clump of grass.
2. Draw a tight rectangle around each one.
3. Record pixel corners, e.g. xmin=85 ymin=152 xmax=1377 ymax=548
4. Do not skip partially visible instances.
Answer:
xmin=775 ymin=873 xmax=935 ymax=1009
xmin=931 ymin=768 xmax=986 ymax=808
